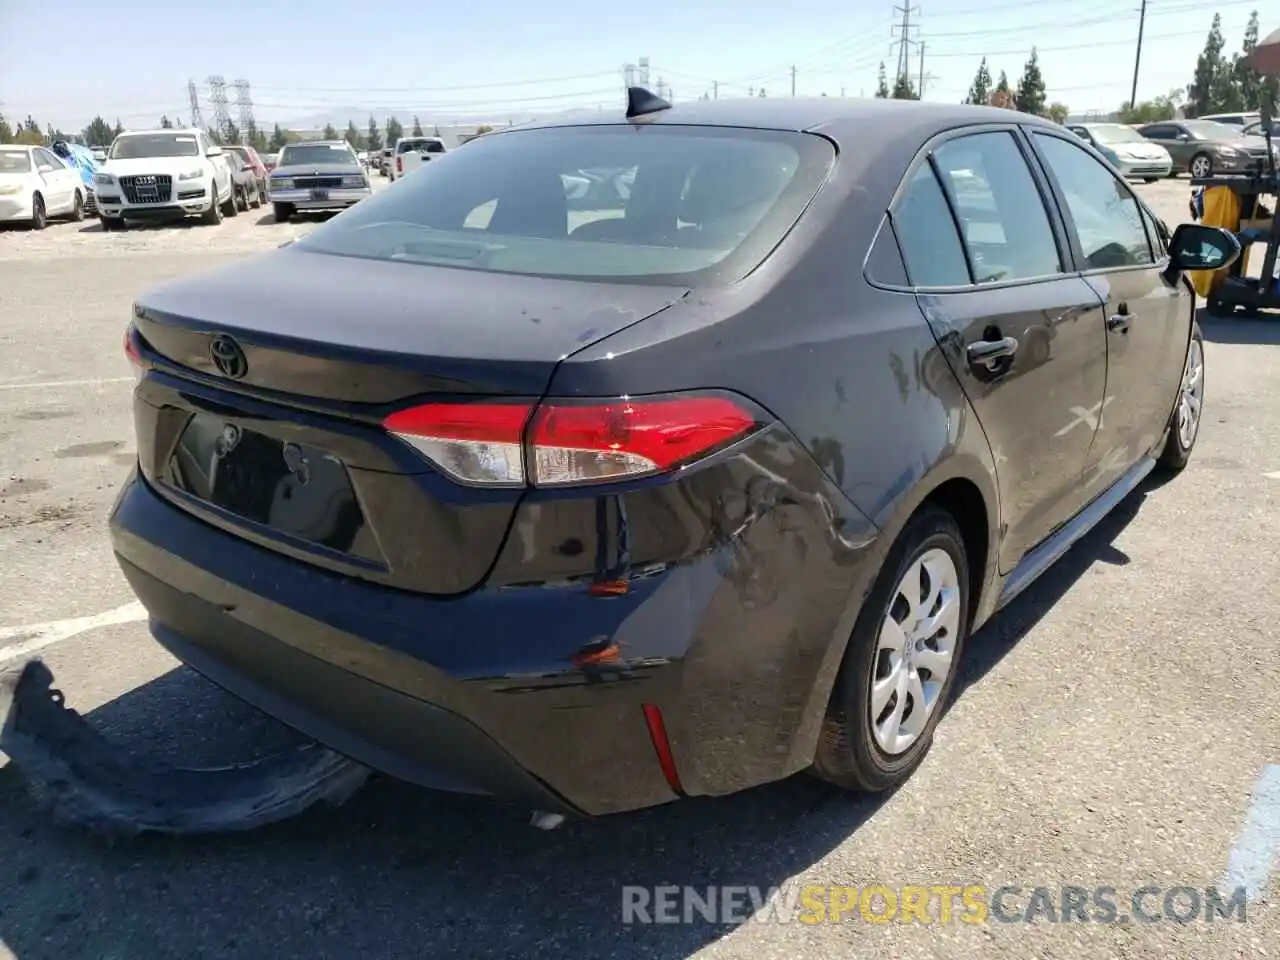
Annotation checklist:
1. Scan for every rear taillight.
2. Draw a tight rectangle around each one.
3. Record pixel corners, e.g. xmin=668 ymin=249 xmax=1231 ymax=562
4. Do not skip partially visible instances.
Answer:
xmin=396 ymin=156 xmax=402 ymax=172
xmin=123 ymin=324 xmax=148 ymax=379
xmin=382 ymin=394 xmax=759 ymax=488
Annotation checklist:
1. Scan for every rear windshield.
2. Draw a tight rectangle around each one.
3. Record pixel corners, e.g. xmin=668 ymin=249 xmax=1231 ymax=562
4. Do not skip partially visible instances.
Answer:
xmin=399 ymin=139 xmax=445 ymax=154
xmin=296 ymin=125 xmax=834 ymax=286
xmin=0 ymin=151 xmax=32 ymax=174
xmin=111 ymin=134 xmax=201 ymax=159
xmin=278 ymin=143 xmax=357 ymax=166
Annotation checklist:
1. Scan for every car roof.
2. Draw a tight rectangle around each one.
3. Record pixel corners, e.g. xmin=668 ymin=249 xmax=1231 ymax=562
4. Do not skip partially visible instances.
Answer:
xmin=287 ymin=140 xmax=352 ymax=147
xmin=499 ymin=96 xmax=1062 ymax=146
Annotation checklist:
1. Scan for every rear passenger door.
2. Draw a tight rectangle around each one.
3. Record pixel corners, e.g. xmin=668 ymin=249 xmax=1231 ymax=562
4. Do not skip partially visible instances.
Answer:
xmin=891 ymin=127 xmax=1109 ymax=572
xmin=1029 ymin=129 xmax=1188 ymax=484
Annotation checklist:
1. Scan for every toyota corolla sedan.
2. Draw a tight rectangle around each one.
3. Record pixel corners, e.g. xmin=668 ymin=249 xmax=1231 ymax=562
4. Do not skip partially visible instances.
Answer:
xmin=111 ymin=94 xmax=1237 ymax=819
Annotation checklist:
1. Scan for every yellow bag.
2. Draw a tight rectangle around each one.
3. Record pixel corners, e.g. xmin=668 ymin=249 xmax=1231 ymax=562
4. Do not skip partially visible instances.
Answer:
xmin=1189 ymin=186 xmax=1251 ymax=298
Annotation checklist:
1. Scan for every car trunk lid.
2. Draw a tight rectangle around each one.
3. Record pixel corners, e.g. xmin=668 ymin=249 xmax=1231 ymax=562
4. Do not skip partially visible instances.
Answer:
xmin=129 ymin=247 xmax=686 ymax=596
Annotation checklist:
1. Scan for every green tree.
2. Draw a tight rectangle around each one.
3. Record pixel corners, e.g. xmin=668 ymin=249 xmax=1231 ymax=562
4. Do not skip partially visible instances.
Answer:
xmin=82 ymin=116 xmax=114 ymax=146
xmin=14 ymin=118 xmax=43 ymax=146
xmin=207 ymin=127 xmax=223 ymax=146
xmin=1046 ymin=102 xmax=1070 ymax=124
xmin=269 ymin=124 xmax=289 ymax=152
xmin=386 ymin=115 xmax=403 ymax=145
xmin=1233 ymin=12 xmax=1278 ymax=112
xmin=966 ymin=57 xmax=992 ymax=105
xmin=224 ymin=121 xmax=240 ymax=144
xmin=344 ymin=121 xmax=362 ymax=149
xmin=759 ymin=87 xmax=768 ymax=97
xmin=112 ymin=119 xmax=125 ymax=138
xmin=0 ymin=114 xmax=12 ymax=143
xmin=366 ymin=116 xmax=383 ymax=151
xmin=1118 ymin=89 xmax=1182 ymax=123
xmin=891 ymin=74 xmax=917 ymax=100
xmin=411 ymin=115 xmax=424 ymax=136
xmin=474 ymin=124 xmax=494 ymax=135
xmin=321 ymin=122 xmax=338 ymax=140
xmin=159 ymin=114 xmax=174 ymax=128
xmin=1188 ymin=14 xmax=1227 ymax=116
xmin=875 ymin=63 xmax=889 ymax=98
xmin=433 ymin=123 xmax=441 ymax=136
xmin=1015 ymin=48 xmax=1047 ymax=115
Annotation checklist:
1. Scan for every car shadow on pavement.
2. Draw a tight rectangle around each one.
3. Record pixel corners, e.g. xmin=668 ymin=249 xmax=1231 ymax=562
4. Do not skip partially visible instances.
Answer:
xmin=0 ymin=489 xmax=1151 ymax=960
xmin=1197 ymin=306 xmax=1280 ymax=345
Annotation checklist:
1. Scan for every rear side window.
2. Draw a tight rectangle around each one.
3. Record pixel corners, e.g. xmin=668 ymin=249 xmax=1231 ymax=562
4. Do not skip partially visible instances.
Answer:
xmin=1032 ymin=133 xmax=1153 ymax=268
xmin=932 ymin=132 xmax=1062 ymax=284
xmin=297 ymin=125 xmax=835 ymax=287
xmin=892 ymin=164 xmax=971 ymax=287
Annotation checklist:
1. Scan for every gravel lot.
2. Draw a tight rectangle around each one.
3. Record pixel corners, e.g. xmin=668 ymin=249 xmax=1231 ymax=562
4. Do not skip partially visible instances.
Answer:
xmin=0 ymin=176 xmax=1277 ymax=960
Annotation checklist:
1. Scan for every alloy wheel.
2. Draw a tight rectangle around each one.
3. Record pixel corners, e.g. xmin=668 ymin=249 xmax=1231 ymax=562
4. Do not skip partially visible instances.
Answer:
xmin=1190 ymin=155 xmax=1211 ymax=179
xmin=870 ymin=547 xmax=962 ymax=755
xmin=1177 ymin=337 xmax=1204 ymax=450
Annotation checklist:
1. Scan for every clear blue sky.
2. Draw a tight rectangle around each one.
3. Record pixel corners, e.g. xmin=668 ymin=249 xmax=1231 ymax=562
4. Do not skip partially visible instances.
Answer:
xmin=0 ymin=0 xmax=1268 ymax=132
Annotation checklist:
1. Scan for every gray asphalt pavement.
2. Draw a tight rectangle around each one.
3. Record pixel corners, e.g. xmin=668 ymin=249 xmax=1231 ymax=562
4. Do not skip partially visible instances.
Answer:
xmin=0 ymin=176 xmax=1276 ymax=960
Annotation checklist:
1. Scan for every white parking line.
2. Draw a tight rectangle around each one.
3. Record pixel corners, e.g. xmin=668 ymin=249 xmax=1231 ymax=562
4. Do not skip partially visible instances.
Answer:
xmin=0 ymin=602 xmax=148 ymax=665
xmin=1223 ymin=765 xmax=1280 ymax=901
xmin=0 ymin=376 xmax=133 ymax=392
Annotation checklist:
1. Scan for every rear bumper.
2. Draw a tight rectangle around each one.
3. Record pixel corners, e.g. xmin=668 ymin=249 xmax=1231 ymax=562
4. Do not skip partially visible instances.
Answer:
xmin=267 ymin=186 xmax=370 ymax=210
xmin=110 ymin=418 xmax=881 ymax=815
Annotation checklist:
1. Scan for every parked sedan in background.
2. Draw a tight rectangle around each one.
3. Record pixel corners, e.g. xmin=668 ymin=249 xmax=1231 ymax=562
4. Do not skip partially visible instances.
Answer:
xmin=112 ymin=97 xmax=1236 ymax=820
xmin=1138 ymin=119 xmax=1278 ymax=178
xmin=225 ymin=144 xmax=269 ymax=202
xmin=225 ymin=150 xmax=263 ymax=211
xmin=0 ymin=144 xmax=88 ymax=228
xmin=1242 ymin=119 xmax=1280 ymax=139
xmin=1066 ymin=122 xmax=1171 ymax=181
xmin=266 ymin=140 xmax=371 ymax=222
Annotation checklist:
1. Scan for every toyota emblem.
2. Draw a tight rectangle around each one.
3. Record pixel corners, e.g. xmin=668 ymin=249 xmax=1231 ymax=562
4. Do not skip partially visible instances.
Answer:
xmin=209 ymin=335 xmax=248 ymax=379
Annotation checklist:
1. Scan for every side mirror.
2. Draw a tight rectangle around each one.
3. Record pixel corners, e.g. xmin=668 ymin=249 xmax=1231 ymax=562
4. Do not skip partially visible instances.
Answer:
xmin=1177 ymin=133 xmax=1191 ymax=142
xmin=37 ymin=164 xmax=55 ymax=174
xmin=1167 ymin=223 xmax=1242 ymax=273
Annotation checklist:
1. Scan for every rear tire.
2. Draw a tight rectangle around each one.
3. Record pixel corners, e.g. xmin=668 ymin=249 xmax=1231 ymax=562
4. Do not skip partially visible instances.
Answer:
xmin=273 ymin=202 xmax=294 ymax=223
xmin=1143 ymin=176 xmax=1159 ymax=183
xmin=812 ymin=504 xmax=970 ymax=793
xmin=70 ymin=190 xmax=85 ymax=221
xmin=1155 ymin=321 xmax=1204 ymax=476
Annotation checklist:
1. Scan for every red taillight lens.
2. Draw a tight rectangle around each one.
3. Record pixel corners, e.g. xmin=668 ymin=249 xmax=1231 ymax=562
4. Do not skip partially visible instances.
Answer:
xmin=396 ymin=156 xmax=402 ymax=172
xmin=382 ymin=394 xmax=758 ymax=488
xmin=123 ymin=324 xmax=147 ymax=378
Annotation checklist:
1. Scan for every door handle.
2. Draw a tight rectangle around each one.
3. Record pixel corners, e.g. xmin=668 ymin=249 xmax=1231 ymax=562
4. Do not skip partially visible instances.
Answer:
xmin=966 ymin=336 xmax=1019 ymax=364
xmin=1107 ymin=312 xmax=1134 ymax=333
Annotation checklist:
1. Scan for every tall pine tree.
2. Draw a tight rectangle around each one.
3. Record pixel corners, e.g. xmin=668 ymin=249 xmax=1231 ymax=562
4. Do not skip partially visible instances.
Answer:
xmin=1015 ymin=48 xmax=1047 ymax=116
xmin=966 ymin=58 xmax=992 ymax=105
xmin=891 ymin=74 xmax=918 ymax=100
xmin=875 ymin=63 xmax=890 ymax=98
xmin=1188 ymin=14 xmax=1227 ymax=117
xmin=990 ymin=71 xmax=1016 ymax=109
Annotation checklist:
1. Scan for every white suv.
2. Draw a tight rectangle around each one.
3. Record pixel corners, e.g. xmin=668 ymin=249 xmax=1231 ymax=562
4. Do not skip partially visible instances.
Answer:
xmin=389 ymin=136 xmax=446 ymax=181
xmin=94 ymin=128 xmax=235 ymax=230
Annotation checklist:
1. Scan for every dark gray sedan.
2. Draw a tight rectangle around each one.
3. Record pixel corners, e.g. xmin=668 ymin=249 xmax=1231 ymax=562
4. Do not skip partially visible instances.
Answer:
xmin=266 ymin=140 xmax=372 ymax=222
xmin=95 ymin=94 xmax=1239 ymax=827
xmin=1137 ymin=119 xmax=1277 ymax=178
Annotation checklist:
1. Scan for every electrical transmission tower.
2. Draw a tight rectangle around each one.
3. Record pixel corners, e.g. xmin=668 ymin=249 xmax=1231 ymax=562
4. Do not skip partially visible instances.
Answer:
xmin=891 ymin=4 xmax=921 ymax=92
xmin=232 ymin=79 xmax=255 ymax=143
xmin=638 ymin=57 xmax=650 ymax=88
xmin=207 ymin=75 xmax=232 ymax=140
xmin=623 ymin=63 xmax=636 ymax=89
xmin=187 ymin=80 xmax=205 ymax=130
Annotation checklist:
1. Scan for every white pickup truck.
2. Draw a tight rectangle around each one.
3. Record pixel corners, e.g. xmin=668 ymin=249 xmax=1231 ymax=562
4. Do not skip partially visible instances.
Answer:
xmin=388 ymin=136 xmax=446 ymax=181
